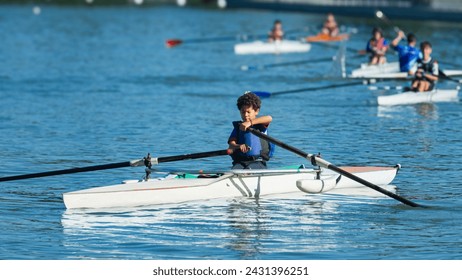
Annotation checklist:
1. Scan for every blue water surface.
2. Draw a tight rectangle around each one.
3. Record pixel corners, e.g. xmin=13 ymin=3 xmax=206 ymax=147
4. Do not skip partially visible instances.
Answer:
xmin=0 ymin=4 xmax=461 ymax=260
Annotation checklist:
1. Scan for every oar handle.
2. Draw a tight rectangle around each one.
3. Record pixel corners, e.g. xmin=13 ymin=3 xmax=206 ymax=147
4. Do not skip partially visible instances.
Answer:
xmin=248 ymin=127 xmax=422 ymax=207
xmin=155 ymin=149 xmax=230 ymax=164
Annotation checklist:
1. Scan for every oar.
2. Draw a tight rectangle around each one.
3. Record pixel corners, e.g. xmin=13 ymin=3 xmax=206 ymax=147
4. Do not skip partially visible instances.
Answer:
xmin=310 ymin=41 xmax=364 ymax=55
xmin=375 ymin=10 xmax=401 ymax=33
xmin=166 ymin=27 xmax=308 ymax=48
xmin=166 ymin=36 xmax=245 ymax=48
xmin=253 ymin=81 xmax=365 ymax=98
xmin=241 ymin=53 xmax=365 ymax=71
xmin=439 ymin=70 xmax=462 ymax=84
xmin=241 ymin=56 xmax=335 ymax=71
xmin=0 ymin=150 xmax=230 ymax=182
xmin=247 ymin=127 xmax=422 ymax=207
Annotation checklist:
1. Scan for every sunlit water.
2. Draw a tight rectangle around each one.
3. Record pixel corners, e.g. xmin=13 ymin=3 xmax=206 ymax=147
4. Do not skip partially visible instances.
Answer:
xmin=1 ymin=4 xmax=462 ymax=260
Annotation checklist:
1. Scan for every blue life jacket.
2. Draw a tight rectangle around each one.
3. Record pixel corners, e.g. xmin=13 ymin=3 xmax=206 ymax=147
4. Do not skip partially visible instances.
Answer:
xmin=229 ymin=121 xmax=275 ymax=162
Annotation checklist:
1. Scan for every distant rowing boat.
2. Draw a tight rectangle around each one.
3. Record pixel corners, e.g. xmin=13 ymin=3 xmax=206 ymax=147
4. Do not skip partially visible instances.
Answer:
xmin=234 ymin=40 xmax=311 ymax=55
xmin=377 ymin=89 xmax=459 ymax=106
xmin=63 ymin=165 xmax=399 ymax=209
xmin=350 ymin=62 xmax=462 ymax=79
xmin=349 ymin=62 xmax=401 ymax=78
xmin=306 ymin=33 xmax=349 ymax=42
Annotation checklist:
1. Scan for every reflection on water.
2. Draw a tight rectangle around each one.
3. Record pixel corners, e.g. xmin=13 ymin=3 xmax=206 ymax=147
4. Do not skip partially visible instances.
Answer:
xmin=60 ymin=195 xmax=346 ymax=259
xmin=377 ymin=103 xmax=439 ymax=120
xmin=416 ymin=103 xmax=438 ymax=119
xmin=60 ymin=192 xmax=394 ymax=259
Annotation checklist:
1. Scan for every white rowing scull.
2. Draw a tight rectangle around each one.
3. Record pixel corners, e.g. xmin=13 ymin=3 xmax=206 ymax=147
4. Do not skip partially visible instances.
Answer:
xmin=63 ymin=165 xmax=400 ymax=209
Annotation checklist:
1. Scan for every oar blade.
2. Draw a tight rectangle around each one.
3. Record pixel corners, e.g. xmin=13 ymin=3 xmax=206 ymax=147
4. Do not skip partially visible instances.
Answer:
xmin=252 ymin=91 xmax=272 ymax=98
xmin=165 ymin=39 xmax=183 ymax=48
xmin=375 ymin=10 xmax=384 ymax=19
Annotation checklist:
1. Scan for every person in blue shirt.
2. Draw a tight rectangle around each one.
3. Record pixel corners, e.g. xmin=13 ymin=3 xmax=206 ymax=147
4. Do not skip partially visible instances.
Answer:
xmin=228 ymin=92 xmax=273 ymax=169
xmin=366 ymin=27 xmax=389 ymax=65
xmin=391 ymin=30 xmax=420 ymax=73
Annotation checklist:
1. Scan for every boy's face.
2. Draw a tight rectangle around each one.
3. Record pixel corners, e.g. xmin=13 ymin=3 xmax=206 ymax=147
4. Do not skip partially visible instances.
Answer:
xmin=239 ymin=105 xmax=259 ymax=122
xmin=422 ymin=46 xmax=432 ymax=58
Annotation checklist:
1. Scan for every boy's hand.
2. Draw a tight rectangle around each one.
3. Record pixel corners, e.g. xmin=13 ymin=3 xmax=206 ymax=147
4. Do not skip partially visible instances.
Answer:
xmin=239 ymin=144 xmax=251 ymax=153
xmin=239 ymin=121 xmax=252 ymax=131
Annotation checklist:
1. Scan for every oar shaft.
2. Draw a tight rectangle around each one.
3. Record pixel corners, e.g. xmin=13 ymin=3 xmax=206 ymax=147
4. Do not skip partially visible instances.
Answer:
xmin=247 ymin=127 xmax=314 ymax=160
xmin=254 ymin=81 xmax=365 ymax=98
xmin=327 ymin=164 xmax=421 ymax=207
xmin=311 ymin=41 xmax=361 ymax=54
xmin=156 ymin=149 xmax=230 ymax=164
xmin=439 ymin=70 xmax=462 ymax=84
xmin=274 ymin=81 xmax=363 ymax=95
xmin=0 ymin=150 xmax=230 ymax=182
xmin=258 ymin=56 xmax=335 ymax=70
xmin=0 ymin=161 xmax=132 ymax=182
xmin=248 ymin=127 xmax=422 ymax=207
xmin=376 ymin=10 xmax=401 ymax=32
xmin=181 ymin=36 xmax=239 ymax=43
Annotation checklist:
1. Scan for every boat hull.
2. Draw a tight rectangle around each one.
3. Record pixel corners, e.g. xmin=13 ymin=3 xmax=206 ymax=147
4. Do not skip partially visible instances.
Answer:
xmin=377 ymin=89 xmax=459 ymax=106
xmin=234 ymin=40 xmax=311 ymax=55
xmin=63 ymin=166 xmax=399 ymax=209
xmin=306 ymin=33 xmax=349 ymax=42
xmin=350 ymin=62 xmax=462 ymax=79
xmin=350 ymin=62 xmax=400 ymax=78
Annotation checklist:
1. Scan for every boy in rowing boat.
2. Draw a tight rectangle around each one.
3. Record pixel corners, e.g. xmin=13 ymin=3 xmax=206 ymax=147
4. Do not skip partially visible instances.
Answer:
xmin=391 ymin=30 xmax=420 ymax=73
xmin=410 ymin=41 xmax=439 ymax=92
xmin=321 ymin=13 xmax=339 ymax=37
xmin=366 ymin=27 xmax=389 ymax=65
xmin=228 ymin=92 xmax=273 ymax=169
xmin=268 ymin=20 xmax=284 ymax=42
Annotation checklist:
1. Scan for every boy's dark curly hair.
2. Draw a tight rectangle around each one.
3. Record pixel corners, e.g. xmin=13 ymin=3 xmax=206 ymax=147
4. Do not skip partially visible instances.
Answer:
xmin=420 ymin=41 xmax=432 ymax=50
xmin=236 ymin=91 xmax=261 ymax=110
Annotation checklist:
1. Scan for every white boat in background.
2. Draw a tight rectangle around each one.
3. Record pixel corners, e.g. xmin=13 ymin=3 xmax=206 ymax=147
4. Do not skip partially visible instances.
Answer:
xmin=377 ymin=88 xmax=459 ymax=106
xmin=350 ymin=62 xmax=400 ymax=78
xmin=234 ymin=40 xmax=311 ymax=55
xmin=63 ymin=165 xmax=399 ymax=209
xmin=350 ymin=61 xmax=462 ymax=79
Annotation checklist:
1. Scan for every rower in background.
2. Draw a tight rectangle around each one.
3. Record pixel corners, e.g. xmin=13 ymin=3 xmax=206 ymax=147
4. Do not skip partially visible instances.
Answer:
xmin=268 ymin=20 xmax=284 ymax=42
xmin=410 ymin=41 xmax=439 ymax=92
xmin=366 ymin=27 xmax=389 ymax=65
xmin=391 ymin=30 xmax=420 ymax=74
xmin=321 ymin=13 xmax=339 ymax=37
